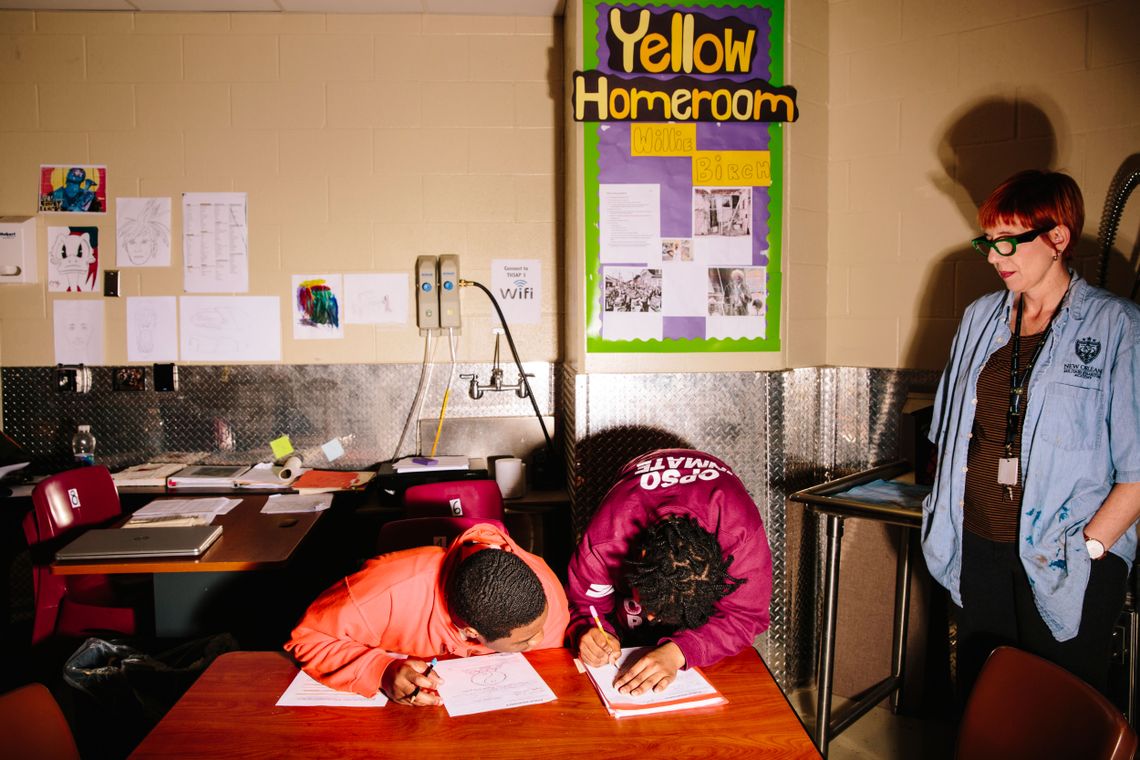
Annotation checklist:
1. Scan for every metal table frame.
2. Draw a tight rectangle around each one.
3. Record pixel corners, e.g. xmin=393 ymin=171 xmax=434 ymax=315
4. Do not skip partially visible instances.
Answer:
xmin=789 ymin=460 xmax=924 ymax=758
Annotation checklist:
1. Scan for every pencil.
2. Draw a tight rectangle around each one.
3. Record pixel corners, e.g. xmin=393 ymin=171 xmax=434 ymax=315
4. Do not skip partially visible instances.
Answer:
xmin=407 ymin=657 xmax=438 ymax=703
xmin=589 ymin=604 xmax=606 ymax=635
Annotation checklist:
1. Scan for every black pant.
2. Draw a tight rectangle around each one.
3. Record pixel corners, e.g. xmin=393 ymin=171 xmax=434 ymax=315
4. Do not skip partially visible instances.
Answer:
xmin=955 ymin=529 xmax=1128 ymax=704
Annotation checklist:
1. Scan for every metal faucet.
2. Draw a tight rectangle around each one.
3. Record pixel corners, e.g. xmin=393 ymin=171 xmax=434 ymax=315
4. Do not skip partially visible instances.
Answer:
xmin=460 ymin=331 xmax=533 ymax=400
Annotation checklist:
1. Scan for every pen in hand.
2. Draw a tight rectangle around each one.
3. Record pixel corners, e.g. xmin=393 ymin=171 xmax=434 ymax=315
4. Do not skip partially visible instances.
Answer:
xmin=407 ymin=657 xmax=438 ymax=703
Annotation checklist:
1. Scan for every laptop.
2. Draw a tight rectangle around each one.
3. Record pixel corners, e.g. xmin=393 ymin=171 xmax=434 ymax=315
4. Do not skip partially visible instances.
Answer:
xmin=55 ymin=525 xmax=223 ymax=561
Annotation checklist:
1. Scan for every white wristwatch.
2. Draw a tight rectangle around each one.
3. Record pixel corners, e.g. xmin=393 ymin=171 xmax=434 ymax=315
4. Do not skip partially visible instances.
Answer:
xmin=1085 ymin=534 xmax=1106 ymax=560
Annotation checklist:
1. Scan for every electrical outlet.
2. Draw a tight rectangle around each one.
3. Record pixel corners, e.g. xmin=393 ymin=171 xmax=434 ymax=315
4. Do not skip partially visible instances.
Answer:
xmin=415 ymin=255 xmax=440 ymax=335
xmin=103 ymin=269 xmax=120 ymax=297
xmin=438 ymin=254 xmax=461 ymax=332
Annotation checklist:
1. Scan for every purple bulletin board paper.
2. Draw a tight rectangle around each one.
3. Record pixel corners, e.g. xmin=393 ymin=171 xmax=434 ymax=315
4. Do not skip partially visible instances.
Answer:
xmin=582 ymin=0 xmax=786 ymax=353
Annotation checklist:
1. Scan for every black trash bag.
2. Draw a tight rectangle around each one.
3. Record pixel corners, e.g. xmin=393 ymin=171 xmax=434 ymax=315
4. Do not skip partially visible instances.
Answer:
xmin=63 ymin=634 xmax=238 ymax=759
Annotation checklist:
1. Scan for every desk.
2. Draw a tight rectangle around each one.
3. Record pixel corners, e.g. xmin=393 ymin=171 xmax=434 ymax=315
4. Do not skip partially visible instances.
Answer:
xmin=52 ymin=495 xmax=325 ymax=638
xmin=789 ymin=461 xmax=923 ymax=758
xmin=130 ymin=648 xmax=819 ymax=759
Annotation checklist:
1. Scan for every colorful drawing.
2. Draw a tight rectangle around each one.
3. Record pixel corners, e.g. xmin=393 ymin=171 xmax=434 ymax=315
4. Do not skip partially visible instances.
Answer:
xmin=39 ymin=165 xmax=107 ymax=213
xmin=47 ymin=226 xmax=100 ymax=292
xmin=292 ymin=274 xmax=344 ymax=340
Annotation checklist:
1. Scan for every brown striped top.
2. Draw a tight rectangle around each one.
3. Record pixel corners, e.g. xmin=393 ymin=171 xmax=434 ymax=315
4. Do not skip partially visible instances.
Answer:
xmin=963 ymin=330 xmax=1048 ymax=542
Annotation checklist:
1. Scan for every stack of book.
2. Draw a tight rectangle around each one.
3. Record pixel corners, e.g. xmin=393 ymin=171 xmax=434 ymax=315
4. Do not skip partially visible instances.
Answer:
xmin=584 ymin=647 xmax=726 ymax=717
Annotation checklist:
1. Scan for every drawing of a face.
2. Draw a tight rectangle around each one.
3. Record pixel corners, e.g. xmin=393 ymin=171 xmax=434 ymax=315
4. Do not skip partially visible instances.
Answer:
xmin=122 ymin=230 xmax=156 ymax=265
xmin=50 ymin=231 xmax=95 ymax=291
xmin=65 ymin=319 xmax=92 ymax=355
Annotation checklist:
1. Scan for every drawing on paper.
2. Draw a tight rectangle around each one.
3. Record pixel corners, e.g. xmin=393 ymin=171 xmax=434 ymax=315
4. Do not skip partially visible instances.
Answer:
xmin=53 ymin=300 xmax=105 ymax=365
xmin=47 ymin=226 xmax=100 ymax=292
xmin=39 ymin=165 xmax=107 ymax=213
xmin=117 ymin=197 xmax=172 ymax=267
xmin=293 ymin=274 xmax=344 ymax=339
xmin=604 ymin=267 xmax=662 ymax=313
xmin=467 ymin=662 xmax=509 ymax=687
xmin=708 ymin=267 xmax=765 ymax=318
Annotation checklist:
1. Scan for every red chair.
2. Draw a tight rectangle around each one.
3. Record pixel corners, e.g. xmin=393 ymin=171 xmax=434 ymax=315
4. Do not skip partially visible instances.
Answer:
xmin=956 ymin=646 xmax=1137 ymax=760
xmin=377 ymin=516 xmax=507 ymax=554
xmin=0 ymin=682 xmax=81 ymax=760
xmin=23 ymin=466 xmax=138 ymax=645
xmin=402 ymin=480 xmax=505 ymax=521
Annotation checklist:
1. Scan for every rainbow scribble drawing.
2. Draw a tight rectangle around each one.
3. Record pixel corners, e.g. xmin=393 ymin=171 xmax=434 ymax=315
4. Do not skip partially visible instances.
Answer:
xmin=297 ymin=278 xmax=340 ymax=328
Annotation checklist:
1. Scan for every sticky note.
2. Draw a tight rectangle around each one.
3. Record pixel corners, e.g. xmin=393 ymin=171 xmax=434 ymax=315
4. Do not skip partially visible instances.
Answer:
xmin=322 ymin=438 xmax=345 ymax=462
xmin=270 ymin=435 xmax=294 ymax=459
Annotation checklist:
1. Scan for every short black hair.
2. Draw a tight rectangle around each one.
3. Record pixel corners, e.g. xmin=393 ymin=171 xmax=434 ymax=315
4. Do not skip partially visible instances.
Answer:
xmin=447 ymin=548 xmax=546 ymax=642
xmin=625 ymin=516 xmax=746 ymax=629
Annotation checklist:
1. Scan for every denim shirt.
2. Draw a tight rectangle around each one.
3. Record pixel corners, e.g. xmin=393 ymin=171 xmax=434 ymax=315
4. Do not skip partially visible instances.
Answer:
xmin=921 ymin=272 xmax=1140 ymax=641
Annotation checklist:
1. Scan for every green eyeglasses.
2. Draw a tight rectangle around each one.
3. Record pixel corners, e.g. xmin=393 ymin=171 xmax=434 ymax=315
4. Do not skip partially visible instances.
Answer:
xmin=971 ymin=227 xmax=1052 ymax=257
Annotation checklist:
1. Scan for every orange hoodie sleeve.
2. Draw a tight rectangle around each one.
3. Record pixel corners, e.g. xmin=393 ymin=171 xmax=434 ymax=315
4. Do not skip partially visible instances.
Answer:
xmin=284 ymin=574 xmax=401 ymax=698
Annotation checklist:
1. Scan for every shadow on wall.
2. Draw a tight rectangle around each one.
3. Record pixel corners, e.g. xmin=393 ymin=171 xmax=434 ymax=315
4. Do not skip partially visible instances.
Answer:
xmin=570 ymin=425 xmax=692 ymax=538
xmin=908 ymin=95 xmax=1140 ymax=370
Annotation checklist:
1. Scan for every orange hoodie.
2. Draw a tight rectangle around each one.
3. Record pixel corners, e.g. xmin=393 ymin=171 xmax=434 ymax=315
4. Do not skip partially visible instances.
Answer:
xmin=284 ymin=523 xmax=569 ymax=697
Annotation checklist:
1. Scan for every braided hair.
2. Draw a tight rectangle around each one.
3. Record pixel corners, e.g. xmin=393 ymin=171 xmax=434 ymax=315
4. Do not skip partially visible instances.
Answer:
xmin=447 ymin=548 xmax=546 ymax=642
xmin=625 ymin=516 xmax=746 ymax=630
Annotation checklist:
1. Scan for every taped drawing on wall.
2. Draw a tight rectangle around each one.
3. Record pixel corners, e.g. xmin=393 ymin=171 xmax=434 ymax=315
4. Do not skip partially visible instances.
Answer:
xmin=47 ymin=226 xmax=100 ymax=293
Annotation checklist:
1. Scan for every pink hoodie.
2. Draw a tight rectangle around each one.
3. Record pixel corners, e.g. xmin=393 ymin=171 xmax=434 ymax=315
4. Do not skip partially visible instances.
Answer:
xmin=567 ymin=449 xmax=772 ymax=669
xmin=285 ymin=522 xmax=569 ymax=696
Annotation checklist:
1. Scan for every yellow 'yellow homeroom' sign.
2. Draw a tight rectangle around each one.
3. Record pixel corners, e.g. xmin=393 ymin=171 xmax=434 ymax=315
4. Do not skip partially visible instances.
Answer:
xmin=573 ymin=7 xmax=797 ymax=123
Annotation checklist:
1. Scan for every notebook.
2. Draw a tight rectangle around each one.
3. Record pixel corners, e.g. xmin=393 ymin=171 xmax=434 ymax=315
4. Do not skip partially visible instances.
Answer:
xmin=55 ymin=525 xmax=223 ymax=561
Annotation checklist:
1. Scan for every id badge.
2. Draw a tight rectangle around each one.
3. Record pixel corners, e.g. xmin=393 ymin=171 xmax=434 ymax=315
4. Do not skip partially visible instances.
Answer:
xmin=997 ymin=457 xmax=1019 ymax=486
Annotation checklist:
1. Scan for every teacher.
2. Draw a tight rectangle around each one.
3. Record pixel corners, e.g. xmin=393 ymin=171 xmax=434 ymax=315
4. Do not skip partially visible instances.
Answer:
xmin=922 ymin=170 xmax=1140 ymax=701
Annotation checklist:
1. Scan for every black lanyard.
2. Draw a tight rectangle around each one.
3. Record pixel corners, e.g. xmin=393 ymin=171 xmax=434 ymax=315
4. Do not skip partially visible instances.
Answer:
xmin=1003 ymin=285 xmax=1069 ymax=456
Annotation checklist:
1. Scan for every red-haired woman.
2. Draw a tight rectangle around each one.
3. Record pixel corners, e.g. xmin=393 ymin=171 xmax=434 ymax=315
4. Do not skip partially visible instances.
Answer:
xmin=922 ymin=170 xmax=1140 ymax=703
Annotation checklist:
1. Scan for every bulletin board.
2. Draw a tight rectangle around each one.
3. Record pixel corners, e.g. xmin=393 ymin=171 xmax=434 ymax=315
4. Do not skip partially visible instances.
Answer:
xmin=577 ymin=0 xmax=793 ymax=353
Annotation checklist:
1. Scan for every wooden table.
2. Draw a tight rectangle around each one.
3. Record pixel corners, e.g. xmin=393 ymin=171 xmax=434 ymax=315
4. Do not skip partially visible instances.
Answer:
xmin=130 ymin=648 xmax=820 ymax=759
xmin=51 ymin=495 xmax=325 ymax=638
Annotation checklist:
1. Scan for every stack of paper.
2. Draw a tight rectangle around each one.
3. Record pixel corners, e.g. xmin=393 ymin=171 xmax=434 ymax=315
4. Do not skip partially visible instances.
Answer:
xmin=433 ymin=652 xmax=556 ymax=717
xmin=166 ymin=464 xmax=250 ymax=489
xmin=291 ymin=470 xmax=375 ymax=494
xmin=128 ymin=497 xmax=241 ymax=525
xmin=261 ymin=494 xmax=332 ymax=514
xmin=392 ymin=456 xmax=470 ymax=473
xmin=112 ymin=462 xmax=187 ymax=488
xmin=584 ymin=648 xmax=726 ymax=718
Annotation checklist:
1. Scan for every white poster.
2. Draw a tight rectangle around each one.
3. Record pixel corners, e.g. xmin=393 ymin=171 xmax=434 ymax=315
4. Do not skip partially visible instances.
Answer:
xmin=127 ymin=296 xmax=178 ymax=362
xmin=491 ymin=259 xmax=541 ymax=325
xmin=117 ymin=197 xmax=171 ymax=267
xmin=599 ymin=183 xmax=660 ymax=263
xmin=179 ymin=296 xmax=281 ymax=361
xmin=182 ymin=192 xmax=249 ymax=293
xmin=54 ymin=299 xmax=104 ymax=365
xmin=344 ymin=273 xmax=408 ymax=325
xmin=292 ymin=274 xmax=344 ymax=340
xmin=47 ymin=226 xmax=100 ymax=293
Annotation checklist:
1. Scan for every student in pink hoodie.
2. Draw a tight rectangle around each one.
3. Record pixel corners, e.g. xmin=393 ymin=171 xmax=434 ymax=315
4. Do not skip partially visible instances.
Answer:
xmin=285 ymin=522 xmax=569 ymax=706
xmin=568 ymin=449 xmax=772 ymax=696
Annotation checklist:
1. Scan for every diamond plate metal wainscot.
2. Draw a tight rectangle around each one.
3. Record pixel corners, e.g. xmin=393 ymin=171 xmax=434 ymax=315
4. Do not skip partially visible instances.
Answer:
xmin=563 ymin=366 xmax=940 ymax=693
xmin=1 ymin=363 xmax=556 ymax=473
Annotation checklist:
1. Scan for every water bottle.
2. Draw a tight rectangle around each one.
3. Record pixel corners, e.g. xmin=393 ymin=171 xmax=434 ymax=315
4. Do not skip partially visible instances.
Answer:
xmin=72 ymin=424 xmax=96 ymax=466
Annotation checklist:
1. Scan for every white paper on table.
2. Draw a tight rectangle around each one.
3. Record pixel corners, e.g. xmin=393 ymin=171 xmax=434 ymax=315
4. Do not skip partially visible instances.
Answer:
xmin=182 ymin=192 xmax=249 ymax=293
xmin=262 ymin=494 xmax=333 ymax=514
xmin=585 ymin=647 xmax=722 ymax=709
xmin=179 ymin=296 xmax=281 ymax=362
xmin=433 ymin=652 xmax=556 ymax=717
xmin=132 ymin=497 xmax=241 ymax=519
xmin=117 ymin=197 xmax=171 ymax=267
xmin=127 ymin=296 xmax=178 ymax=362
xmin=276 ymin=670 xmax=388 ymax=707
xmin=54 ymin=299 xmax=105 ymax=365
xmin=491 ymin=259 xmax=541 ymax=325
xmin=599 ymin=184 xmax=660 ymax=263
xmin=344 ymin=273 xmax=408 ymax=325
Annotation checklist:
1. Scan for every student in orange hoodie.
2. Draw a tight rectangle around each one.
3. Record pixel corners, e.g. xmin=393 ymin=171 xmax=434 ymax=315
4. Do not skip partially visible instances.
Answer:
xmin=285 ymin=522 xmax=569 ymax=706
